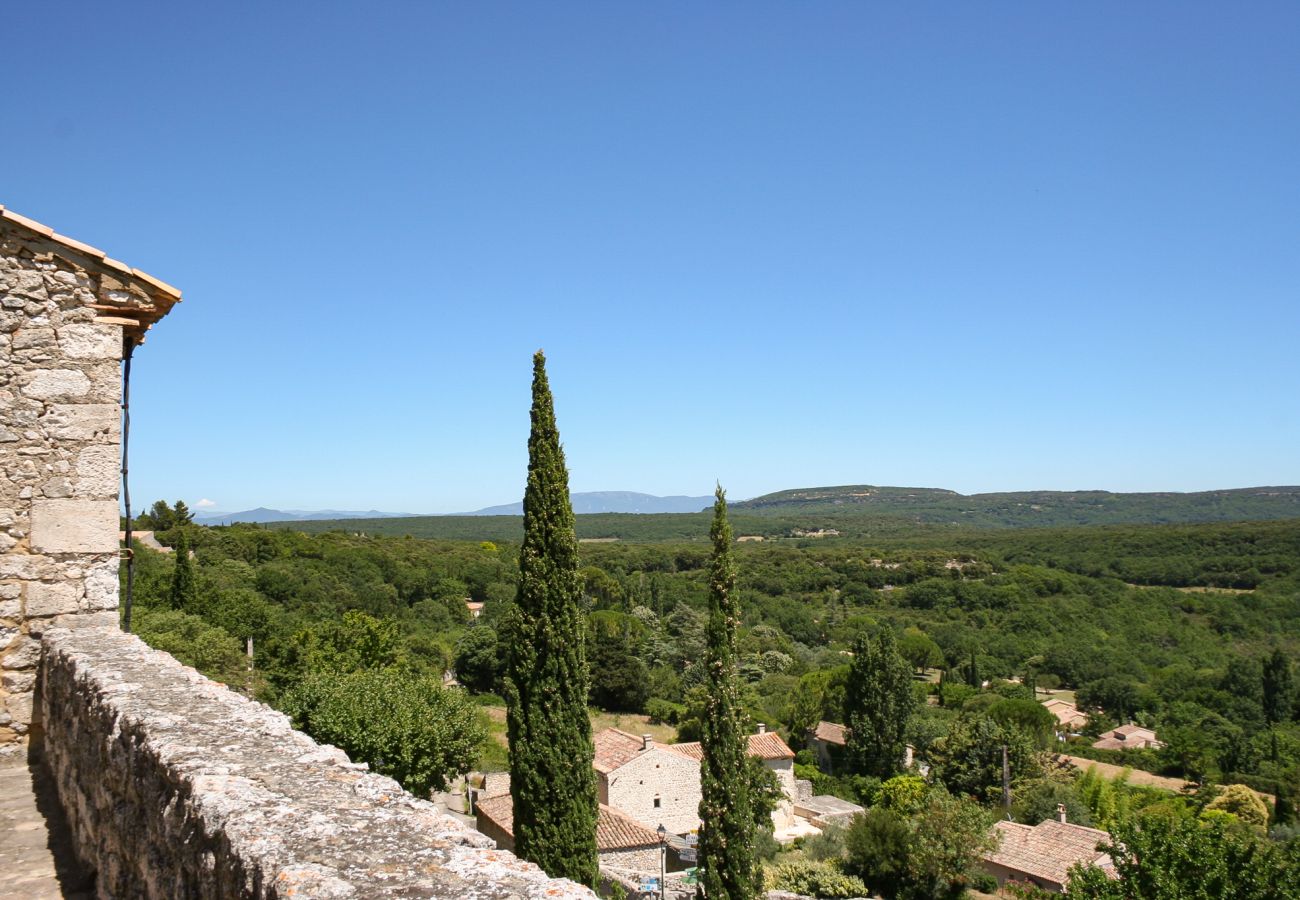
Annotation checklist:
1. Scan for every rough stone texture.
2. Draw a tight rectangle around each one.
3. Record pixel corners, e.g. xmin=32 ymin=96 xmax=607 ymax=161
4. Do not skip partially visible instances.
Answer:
xmin=1 ymin=216 xmax=151 ymax=744
xmin=29 ymin=500 xmax=120 ymax=553
xmin=39 ymin=627 xmax=597 ymax=899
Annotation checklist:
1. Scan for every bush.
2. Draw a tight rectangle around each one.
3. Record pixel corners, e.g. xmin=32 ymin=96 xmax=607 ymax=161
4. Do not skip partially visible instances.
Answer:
xmin=802 ymin=822 xmax=847 ymax=862
xmin=766 ymin=860 xmax=869 ymax=899
xmin=284 ymin=668 xmax=486 ymax=796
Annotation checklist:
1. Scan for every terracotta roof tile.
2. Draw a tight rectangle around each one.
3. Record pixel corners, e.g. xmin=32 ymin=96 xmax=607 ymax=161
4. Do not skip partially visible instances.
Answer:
xmin=475 ymin=795 xmax=661 ymax=851
xmin=984 ymin=819 xmax=1115 ymax=887
xmin=593 ymin=728 xmax=648 ymax=774
xmin=812 ymin=721 xmax=848 ymax=746
xmin=0 ymin=204 xmax=183 ymax=341
xmin=669 ymin=731 xmax=795 ymax=762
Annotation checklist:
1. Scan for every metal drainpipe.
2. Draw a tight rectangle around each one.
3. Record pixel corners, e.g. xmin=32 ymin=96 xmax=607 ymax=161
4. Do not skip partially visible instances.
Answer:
xmin=121 ymin=335 xmax=137 ymax=633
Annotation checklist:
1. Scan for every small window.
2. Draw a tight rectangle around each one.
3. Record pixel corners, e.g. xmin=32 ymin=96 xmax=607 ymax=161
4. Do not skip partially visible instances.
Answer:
xmin=653 ymin=796 xmax=661 ymax=809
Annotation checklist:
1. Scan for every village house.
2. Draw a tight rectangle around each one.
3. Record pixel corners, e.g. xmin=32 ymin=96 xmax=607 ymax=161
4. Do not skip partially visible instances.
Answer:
xmin=668 ymin=724 xmax=798 ymax=830
xmin=592 ymin=725 xmax=799 ymax=836
xmin=806 ymin=720 xmax=924 ymax=777
xmin=474 ymin=794 xmax=665 ymax=874
xmin=981 ymin=806 xmax=1116 ymax=893
xmin=1092 ymin=724 xmax=1162 ymax=751
xmin=1042 ymin=698 xmax=1090 ymax=733
xmin=594 ymin=729 xmax=704 ymax=835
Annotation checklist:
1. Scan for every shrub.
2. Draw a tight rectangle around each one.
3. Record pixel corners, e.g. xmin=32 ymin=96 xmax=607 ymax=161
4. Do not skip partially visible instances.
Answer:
xmin=766 ymin=860 xmax=869 ymax=899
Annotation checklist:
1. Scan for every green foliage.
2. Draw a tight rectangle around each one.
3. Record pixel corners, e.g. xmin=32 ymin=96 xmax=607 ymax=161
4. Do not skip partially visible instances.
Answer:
xmin=168 ymin=530 xmax=198 ymax=611
xmin=988 ymin=697 xmax=1057 ymax=748
xmin=1065 ymin=812 xmax=1300 ymax=899
xmin=844 ymin=627 xmax=917 ymax=779
xmin=697 ymin=486 xmax=760 ymax=900
xmin=879 ymin=774 xmax=929 ymax=814
xmin=588 ymin=628 xmax=651 ymax=712
xmin=1012 ymin=777 xmax=1093 ymax=827
xmin=502 ymin=351 xmax=599 ymax=886
xmin=283 ymin=668 xmax=484 ymax=796
xmin=801 ymin=822 xmax=847 ymax=862
xmin=845 ymin=789 xmax=996 ymax=900
xmin=1203 ymin=784 xmax=1270 ymax=828
xmin=930 ymin=713 xmax=1041 ymax=802
xmin=453 ymin=626 xmax=500 ymax=693
xmin=765 ymin=860 xmax=868 ymax=899
xmin=131 ymin=607 xmax=249 ymax=687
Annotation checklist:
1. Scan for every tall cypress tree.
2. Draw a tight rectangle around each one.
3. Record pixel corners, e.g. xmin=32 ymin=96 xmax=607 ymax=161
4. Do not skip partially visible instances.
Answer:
xmin=697 ymin=485 xmax=760 ymax=900
xmin=844 ymin=627 xmax=917 ymax=779
xmin=168 ymin=529 xmax=197 ymax=611
xmin=504 ymin=352 xmax=598 ymax=886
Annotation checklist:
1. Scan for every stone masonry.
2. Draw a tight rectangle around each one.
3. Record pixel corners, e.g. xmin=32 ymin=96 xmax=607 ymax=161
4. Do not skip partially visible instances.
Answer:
xmin=0 ymin=205 xmax=180 ymax=745
xmin=39 ymin=625 xmax=597 ymax=898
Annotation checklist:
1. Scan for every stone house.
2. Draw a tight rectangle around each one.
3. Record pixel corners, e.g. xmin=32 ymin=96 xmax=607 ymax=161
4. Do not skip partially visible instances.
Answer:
xmin=1092 ymin=724 xmax=1162 ymax=751
xmin=807 ymin=720 xmax=849 ymax=773
xmin=474 ymin=794 xmax=665 ymax=873
xmin=1 ymin=206 xmax=180 ymax=746
xmin=981 ymin=807 xmax=1116 ymax=893
xmin=595 ymin=728 xmax=703 ymax=835
xmin=593 ymin=725 xmax=799 ymax=835
xmin=1042 ymin=699 xmax=1089 ymax=733
xmin=669 ymin=724 xmax=798 ymax=830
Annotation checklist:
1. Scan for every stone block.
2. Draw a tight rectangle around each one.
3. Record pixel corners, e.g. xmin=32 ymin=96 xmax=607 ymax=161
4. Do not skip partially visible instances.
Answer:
xmin=30 ymin=499 xmax=119 ymax=553
xmin=74 ymin=445 xmax=120 ymax=498
xmin=5 ymin=692 xmax=33 ymax=725
xmin=12 ymin=327 xmax=56 ymax=350
xmin=22 ymin=368 xmax=90 ymax=400
xmin=2 ymin=671 xmax=35 ymax=693
xmin=83 ymin=559 xmax=119 ymax=611
xmin=53 ymin=610 xmax=117 ymax=630
xmin=2 ymin=635 xmax=40 ymax=669
xmin=57 ymin=322 xmax=120 ymax=360
xmin=26 ymin=582 xmax=81 ymax=617
xmin=40 ymin=403 xmax=120 ymax=441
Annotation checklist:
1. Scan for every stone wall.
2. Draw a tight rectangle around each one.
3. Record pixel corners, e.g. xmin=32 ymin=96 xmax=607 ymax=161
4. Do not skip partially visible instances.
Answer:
xmin=0 ymin=214 xmax=142 ymax=744
xmin=39 ymin=624 xmax=596 ymax=899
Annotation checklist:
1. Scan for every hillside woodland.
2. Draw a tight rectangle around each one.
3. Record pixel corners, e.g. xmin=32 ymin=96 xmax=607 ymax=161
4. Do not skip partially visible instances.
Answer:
xmin=125 ymin=503 xmax=1300 ymax=897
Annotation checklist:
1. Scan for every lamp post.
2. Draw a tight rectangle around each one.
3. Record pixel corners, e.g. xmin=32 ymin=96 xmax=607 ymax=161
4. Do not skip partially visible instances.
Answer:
xmin=656 ymin=823 xmax=667 ymax=900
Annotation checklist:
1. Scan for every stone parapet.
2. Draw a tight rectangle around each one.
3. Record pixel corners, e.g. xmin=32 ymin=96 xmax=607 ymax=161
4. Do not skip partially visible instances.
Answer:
xmin=39 ymin=626 xmax=596 ymax=899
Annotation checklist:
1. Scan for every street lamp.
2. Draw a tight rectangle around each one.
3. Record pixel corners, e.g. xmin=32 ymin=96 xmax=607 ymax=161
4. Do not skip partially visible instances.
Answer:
xmin=656 ymin=823 xmax=667 ymax=900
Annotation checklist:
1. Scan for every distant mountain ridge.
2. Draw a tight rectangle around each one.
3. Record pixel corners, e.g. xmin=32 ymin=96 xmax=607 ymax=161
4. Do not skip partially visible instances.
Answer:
xmin=196 ymin=492 xmax=714 ymax=525
xmin=462 ymin=491 xmax=713 ymax=516
xmin=732 ymin=484 xmax=1300 ymax=527
xmin=195 ymin=507 xmax=420 ymax=525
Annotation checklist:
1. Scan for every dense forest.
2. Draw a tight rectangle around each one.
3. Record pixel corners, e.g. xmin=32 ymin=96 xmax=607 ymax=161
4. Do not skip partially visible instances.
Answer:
xmin=125 ymin=502 xmax=1300 ymax=897
xmin=272 ymin=484 xmax=1300 ymax=542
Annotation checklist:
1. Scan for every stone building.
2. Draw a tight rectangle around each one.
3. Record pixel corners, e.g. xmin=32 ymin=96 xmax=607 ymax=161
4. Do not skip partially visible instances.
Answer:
xmin=595 ymin=728 xmax=703 ymax=835
xmin=669 ymin=724 xmax=799 ymax=831
xmin=592 ymin=724 xmax=800 ymax=836
xmin=0 ymin=206 xmax=180 ymax=746
xmin=474 ymin=794 xmax=666 ymax=873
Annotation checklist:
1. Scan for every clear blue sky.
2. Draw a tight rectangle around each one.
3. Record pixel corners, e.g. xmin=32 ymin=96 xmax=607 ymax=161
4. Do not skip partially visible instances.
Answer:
xmin=7 ymin=2 xmax=1298 ymax=513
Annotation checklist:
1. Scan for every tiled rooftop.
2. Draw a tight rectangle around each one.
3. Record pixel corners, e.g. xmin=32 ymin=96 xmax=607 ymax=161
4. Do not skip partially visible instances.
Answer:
xmin=0 ymin=204 xmax=182 ymax=342
xmin=475 ymin=795 xmax=663 ymax=851
xmin=593 ymin=728 xmax=649 ymax=774
xmin=986 ymin=819 xmax=1115 ymax=886
xmin=669 ymin=731 xmax=795 ymax=762
xmin=811 ymin=720 xmax=848 ymax=746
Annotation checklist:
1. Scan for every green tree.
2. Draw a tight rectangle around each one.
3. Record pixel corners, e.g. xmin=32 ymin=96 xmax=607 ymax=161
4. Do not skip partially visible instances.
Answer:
xmin=1264 ymin=648 xmax=1294 ymax=727
xmin=898 ymin=627 xmax=945 ymax=673
xmin=452 ymin=626 xmax=500 ymax=693
xmin=930 ymin=713 xmax=1041 ymax=802
xmin=168 ymin=530 xmax=198 ymax=611
xmin=284 ymin=668 xmax=485 ymax=796
xmin=1065 ymin=812 xmax=1300 ymax=899
xmin=502 ymin=351 xmax=598 ymax=886
xmin=696 ymin=486 xmax=760 ymax=900
xmin=844 ymin=627 xmax=918 ymax=779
